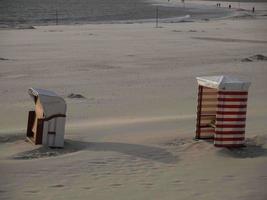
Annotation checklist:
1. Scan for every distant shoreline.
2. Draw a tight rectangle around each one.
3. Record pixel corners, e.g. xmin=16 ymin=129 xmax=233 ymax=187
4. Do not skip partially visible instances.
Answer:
xmin=202 ymin=0 xmax=267 ymax=2
xmin=0 ymin=0 xmax=232 ymax=28
xmin=1 ymin=0 xmax=266 ymax=29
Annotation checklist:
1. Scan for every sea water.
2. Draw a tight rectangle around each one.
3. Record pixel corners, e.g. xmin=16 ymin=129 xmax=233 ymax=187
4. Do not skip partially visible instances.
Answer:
xmin=0 ymin=0 xmax=230 ymax=27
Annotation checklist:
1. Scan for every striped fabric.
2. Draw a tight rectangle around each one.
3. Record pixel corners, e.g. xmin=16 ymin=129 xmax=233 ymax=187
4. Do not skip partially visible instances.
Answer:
xmin=214 ymin=91 xmax=248 ymax=147
xmin=196 ymin=87 xmax=248 ymax=147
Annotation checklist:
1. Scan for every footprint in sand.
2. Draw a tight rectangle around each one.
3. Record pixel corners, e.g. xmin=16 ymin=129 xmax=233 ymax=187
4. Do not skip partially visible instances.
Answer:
xmin=173 ymin=180 xmax=184 ymax=184
xmin=50 ymin=184 xmax=65 ymax=188
xmin=223 ymin=175 xmax=235 ymax=180
xmin=82 ymin=187 xmax=92 ymax=190
xmin=67 ymin=93 xmax=86 ymax=99
xmin=140 ymin=182 xmax=154 ymax=188
xmin=110 ymin=183 xmax=122 ymax=187
xmin=24 ymin=190 xmax=39 ymax=194
xmin=198 ymin=178 xmax=210 ymax=182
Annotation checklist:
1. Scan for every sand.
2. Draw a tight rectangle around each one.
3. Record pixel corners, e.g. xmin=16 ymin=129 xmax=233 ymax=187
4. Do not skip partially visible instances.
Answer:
xmin=0 ymin=1 xmax=267 ymax=199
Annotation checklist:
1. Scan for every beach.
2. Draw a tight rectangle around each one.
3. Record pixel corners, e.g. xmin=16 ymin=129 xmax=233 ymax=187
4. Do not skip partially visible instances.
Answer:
xmin=1 ymin=0 xmax=267 ymax=199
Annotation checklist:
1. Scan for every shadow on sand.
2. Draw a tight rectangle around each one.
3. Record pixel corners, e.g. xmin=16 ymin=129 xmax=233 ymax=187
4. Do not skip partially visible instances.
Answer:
xmin=217 ymin=136 xmax=267 ymax=159
xmin=217 ymin=145 xmax=267 ymax=158
xmin=7 ymin=133 xmax=267 ymax=161
xmin=0 ymin=134 xmax=25 ymax=143
xmin=12 ymin=139 xmax=178 ymax=164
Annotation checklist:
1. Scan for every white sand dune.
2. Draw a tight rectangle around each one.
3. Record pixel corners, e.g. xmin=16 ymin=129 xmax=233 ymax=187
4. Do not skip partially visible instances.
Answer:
xmin=1 ymin=1 xmax=267 ymax=199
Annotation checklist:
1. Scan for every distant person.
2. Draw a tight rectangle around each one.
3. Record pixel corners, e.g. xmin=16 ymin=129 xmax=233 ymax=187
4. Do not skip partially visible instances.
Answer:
xmin=229 ymin=4 xmax=231 ymax=9
xmin=181 ymin=0 xmax=185 ymax=8
xmin=252 ymin=7 xmax=255 ymax=13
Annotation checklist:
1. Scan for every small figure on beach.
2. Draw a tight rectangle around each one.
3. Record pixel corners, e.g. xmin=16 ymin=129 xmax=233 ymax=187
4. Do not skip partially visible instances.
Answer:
xmin=181 ymin=0 xmax=185 ymax=8
xmin=252 ymin=7 xmax=255 ymax=13
xmin=229 ymin=4 xmax=231 ymax=9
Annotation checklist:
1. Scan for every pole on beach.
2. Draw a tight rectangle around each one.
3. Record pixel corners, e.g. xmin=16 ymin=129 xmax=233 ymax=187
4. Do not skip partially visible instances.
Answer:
xmin=56 ymin=9 xmax=58 ymax=25
xmin=181 ymin=0 xmax=185 ymax=8
xmin=55 ymin=0 xmax=59 ymax=25
xmin=155 ymin=6 xmax=159 ymax=28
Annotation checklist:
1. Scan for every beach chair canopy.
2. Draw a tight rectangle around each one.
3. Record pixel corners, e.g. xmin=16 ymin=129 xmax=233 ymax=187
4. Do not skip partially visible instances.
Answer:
xmin=28 ymin=88 xmax=66 ymax=118
xmin=196 ymin=75 xmax=250 ymax=91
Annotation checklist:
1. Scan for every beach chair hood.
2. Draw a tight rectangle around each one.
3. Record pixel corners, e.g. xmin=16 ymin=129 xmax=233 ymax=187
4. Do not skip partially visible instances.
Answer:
xmin=28 ymin=88 xmax=66 ymax=118
xmin=196 ymin=75 xmax=251 ymax=91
